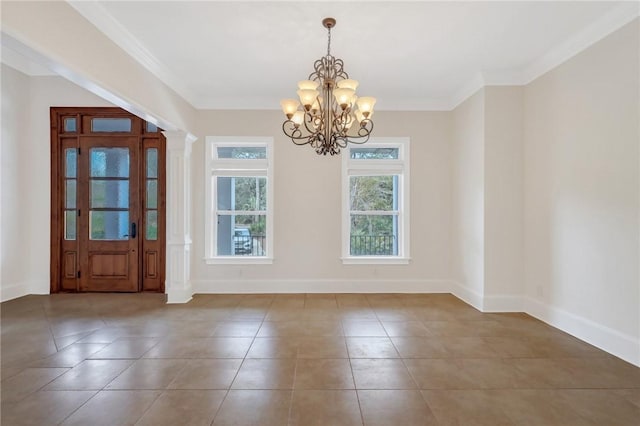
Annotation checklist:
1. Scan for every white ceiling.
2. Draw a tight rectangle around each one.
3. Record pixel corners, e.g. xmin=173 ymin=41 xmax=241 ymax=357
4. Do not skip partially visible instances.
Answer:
xmin=8 ymin=1 xmax=639 ymax=110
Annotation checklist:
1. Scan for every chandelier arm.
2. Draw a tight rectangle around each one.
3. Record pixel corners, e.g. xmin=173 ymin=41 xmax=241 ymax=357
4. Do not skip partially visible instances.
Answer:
xmin=282 ymin=121 xmax=314 ymax=146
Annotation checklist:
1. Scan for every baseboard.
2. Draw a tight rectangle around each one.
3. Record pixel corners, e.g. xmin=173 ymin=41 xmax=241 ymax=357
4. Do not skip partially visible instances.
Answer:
xmin=524 ymin=297 xmax=640 ymax=367
xmin=1 ymin=282 xmax=30 ymax=302
xmin=191 ymin=279 xmax=452 ymax=294
xmin=450 ymin=281 xmax=484 ymax=311
xmin=166 ymin=283 xmax=193 ymax=304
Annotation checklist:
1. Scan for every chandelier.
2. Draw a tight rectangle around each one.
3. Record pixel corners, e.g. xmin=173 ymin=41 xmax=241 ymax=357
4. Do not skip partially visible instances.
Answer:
xmin=280 ymin=17 xmax=376 ymax=156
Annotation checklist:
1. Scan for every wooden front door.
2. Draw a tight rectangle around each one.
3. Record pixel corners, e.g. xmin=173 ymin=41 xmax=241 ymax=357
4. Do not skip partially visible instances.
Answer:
xmin=79 ymin=136 xmax=140 ymax=291
xmin=51 ymin=108 xmax=165 ymax=293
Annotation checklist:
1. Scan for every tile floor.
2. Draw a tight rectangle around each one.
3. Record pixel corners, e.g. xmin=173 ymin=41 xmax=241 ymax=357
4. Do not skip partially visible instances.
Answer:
xmin=1 ymin=293 xmax=639 ymax=425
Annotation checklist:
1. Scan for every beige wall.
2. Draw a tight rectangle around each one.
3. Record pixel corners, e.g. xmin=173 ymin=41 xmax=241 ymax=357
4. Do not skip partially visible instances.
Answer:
xmin=484 ymin=86 xmax=524 ymax=306
xmin=451 ymin=90 xmax=485 ymax=303
xmin=2 ymin=1 xmax=196 ymax=133
xmin=1 ymin=64 xmax=31 ymax=300
xmin=523 ymin=19 xmax=639 ymax=363
xmin=191 ymin=110 xmax=452 ymax=291
xmin=0 ymin=65 xmax=114 ymax=300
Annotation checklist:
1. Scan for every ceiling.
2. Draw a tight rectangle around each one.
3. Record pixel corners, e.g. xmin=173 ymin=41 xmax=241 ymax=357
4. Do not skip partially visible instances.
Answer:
xmin=6 ymin=1 xmax=637 ymax=110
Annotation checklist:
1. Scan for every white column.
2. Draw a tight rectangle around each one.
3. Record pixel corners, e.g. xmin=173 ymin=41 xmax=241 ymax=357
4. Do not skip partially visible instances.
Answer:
xmin=163 ymin=131 xmax=197 ymax=303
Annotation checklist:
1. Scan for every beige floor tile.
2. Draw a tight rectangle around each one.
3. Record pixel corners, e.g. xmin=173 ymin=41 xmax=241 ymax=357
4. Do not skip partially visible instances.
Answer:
xmin=105 ymin=358 xmax=186 ymax=390
xmin=494 ymin=389 xmax=595 ymax=425
xmin=374 ymin=308 xmax=419 ymax=321
xmin=613 ymin=388 xmax=640 ymax=408
xmin=391 ymin=337 xmax=450 ymax=358
xmin=297 ymin=337 xmax=348 ymax=358
xmin=264 ymin=308 xmax=306 ymax=321
xmin=422 ymin=390 xmax=515 ymax=425
xmin=289 ymin=390 xmax=362 ymax=426
xmin=30 ymin=344 xmax=107 ymax=368
xmin=351 ymin=359 xmax=417 ymax=389
xmin=136 ymin=389 xmax=226 ymax=426
xmin=231 ymin=358 xmax=296 ymax=389
xmin=212 ymin=321 xmax=262 ymax=337
xmin=381 ymin=321 xmax=430 ymax=337
xmin=336 ymin=294 xmax=371 ymax=308
xmin=246 ymin=337 xmax=299 ymax=358
xmin=3 ymin=292 xmax=639 ymax=426
xmin=2 ymin=368 xmax=71 ymax=400
xmin=404 ymin=359 xmax=482 ymax=389
xmin=43 ymin=360 xmax=133 ymax=390
xmin=0 ymin=390 xmax=96 ymax=426
xmin=60 ymin=390 xmax=160 ymax=426
xmin=144 ymin=337 xmax=252 ymax=358
xmin=346 ymin=337 xmax=399 ymax=358
xmin=441 ymin=336 xmax=501 ymax=358
xmin=88 ymin=338 xmax=159 ymax=359
xmin=213 ymin=390 xmax=292 ymax=426
xmin=294 ymin=359 xmax=355 ymax=389
xmin=338 ymin=308 xmax=378 ymax=321
xmin=359 ymin=390 xmax=438 ymax=426
xmin=168 ymin=358 xmax=242 ymax=389
xmin=343 ymin=321 xmax=387 ymax=337
xmin=559 ymin=389 xmax=640 ymax=426
xmin=304 ymin=295 xmax=338 ymax=309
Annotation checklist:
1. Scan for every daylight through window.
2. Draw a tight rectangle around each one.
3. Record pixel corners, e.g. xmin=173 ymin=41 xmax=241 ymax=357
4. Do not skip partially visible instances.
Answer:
xmin=205 ymin=137 xmax=273 ymax=264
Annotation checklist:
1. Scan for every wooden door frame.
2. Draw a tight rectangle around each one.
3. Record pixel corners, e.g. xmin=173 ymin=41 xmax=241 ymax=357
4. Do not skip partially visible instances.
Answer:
xmin=50 ymin=107 xmax=166 ymax=293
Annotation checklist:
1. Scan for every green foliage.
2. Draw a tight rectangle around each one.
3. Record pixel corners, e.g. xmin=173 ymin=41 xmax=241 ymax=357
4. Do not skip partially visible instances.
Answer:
xmin=349 ymin=175 xmax=396 ymax=236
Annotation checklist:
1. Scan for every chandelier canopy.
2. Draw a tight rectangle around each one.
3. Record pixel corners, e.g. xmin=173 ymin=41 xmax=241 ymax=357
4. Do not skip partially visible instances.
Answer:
xmin=280 ymin=18 xmax=376 ymax=156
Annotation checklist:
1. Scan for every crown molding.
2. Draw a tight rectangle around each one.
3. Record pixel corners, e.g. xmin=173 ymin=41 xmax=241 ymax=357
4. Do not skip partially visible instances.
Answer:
xmin=67 ymin=0 xmax=197 ymax=105
xmin=66 ymin=1 xmax=639 ymax=113
xmin=521 ymin=1 xmax=640 ymax=85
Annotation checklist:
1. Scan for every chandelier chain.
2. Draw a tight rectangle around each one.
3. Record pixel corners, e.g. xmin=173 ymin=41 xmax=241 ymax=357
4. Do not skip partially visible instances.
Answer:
xmin=327 ymin=27 xmax=331 ymax=56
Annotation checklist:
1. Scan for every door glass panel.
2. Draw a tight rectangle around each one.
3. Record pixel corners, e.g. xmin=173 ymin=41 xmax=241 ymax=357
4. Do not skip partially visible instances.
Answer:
xmin=146 ymin=180 xmax=158 ymax=209
xmin=64 ymin=211 xmax=76 ymax=240
xmin=90 ymin=211 xmax=129 ymax=240
xmin=146 ymin=210 xmax=158 ymax=240
xmin=65 ymin=180 xmax=77 ymax=209
xmin=65 ymin=149 xmax=77 ymax=177
xmin=90 ymin=180 xmax=129 ymax=208
xmin=146 ymin=122 xmax=158 ymax=133
xmin=64 ymin=117 xmax=77 ymax=132
xmin=91 ymin=118 xmax=132 ymax=132
xmin=90 ymin=148 xmax=129 ymax=177
xmin=146 ymin=148 xmax=158 ymax=178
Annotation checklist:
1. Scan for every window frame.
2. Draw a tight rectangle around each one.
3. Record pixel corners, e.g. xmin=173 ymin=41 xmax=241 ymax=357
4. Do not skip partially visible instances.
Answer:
xmin=204 ymin=137 xmax=274 ymax=264
xmin=341 ymin=137 xmax=410 ymax=264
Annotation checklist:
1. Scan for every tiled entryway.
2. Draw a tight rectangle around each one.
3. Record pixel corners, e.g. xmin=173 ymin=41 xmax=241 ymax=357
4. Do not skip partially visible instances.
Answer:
xmin=2 ymin=293 xmax=639 ymax=425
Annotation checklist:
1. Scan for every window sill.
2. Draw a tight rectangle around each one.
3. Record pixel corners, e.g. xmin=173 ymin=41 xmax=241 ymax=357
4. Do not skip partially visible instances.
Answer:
xmin=341 ymin=257 xmax=411 ymax=265
xmin=205 ymin=257 xmax=273 ymax=265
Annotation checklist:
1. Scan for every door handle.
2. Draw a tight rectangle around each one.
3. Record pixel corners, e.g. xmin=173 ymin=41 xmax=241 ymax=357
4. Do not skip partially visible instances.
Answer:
xmin=131 ymin=222 xmax=137 ymax=239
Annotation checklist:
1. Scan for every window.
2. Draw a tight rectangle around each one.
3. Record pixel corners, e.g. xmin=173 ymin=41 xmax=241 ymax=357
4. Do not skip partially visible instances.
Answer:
xmin=342 ymin=138 xmax=410 ymax=264
xmin=205 ymin=137 xmax=274 ymax=264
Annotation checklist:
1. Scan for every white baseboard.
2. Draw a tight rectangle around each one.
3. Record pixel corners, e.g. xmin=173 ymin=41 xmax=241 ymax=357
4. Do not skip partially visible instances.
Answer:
xmin=166 ymin=283 xmax=193 ymax=304
xmin=450 ymin=281 xmax=484 ymax=311
xmin=524 ymin=297 xmax=640 ymax=367
xmin=1 ymin=282 xmax=30 ymax=302
xmin=191 ymin=279 xmax=452 ymax=294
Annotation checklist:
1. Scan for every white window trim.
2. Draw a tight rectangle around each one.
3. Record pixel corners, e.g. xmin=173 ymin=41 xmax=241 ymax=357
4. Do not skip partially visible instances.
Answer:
xmin=204 ymin=136 xmax=274 ymax=264
xmin=341 ymin=137 xmax=411 ymax=265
